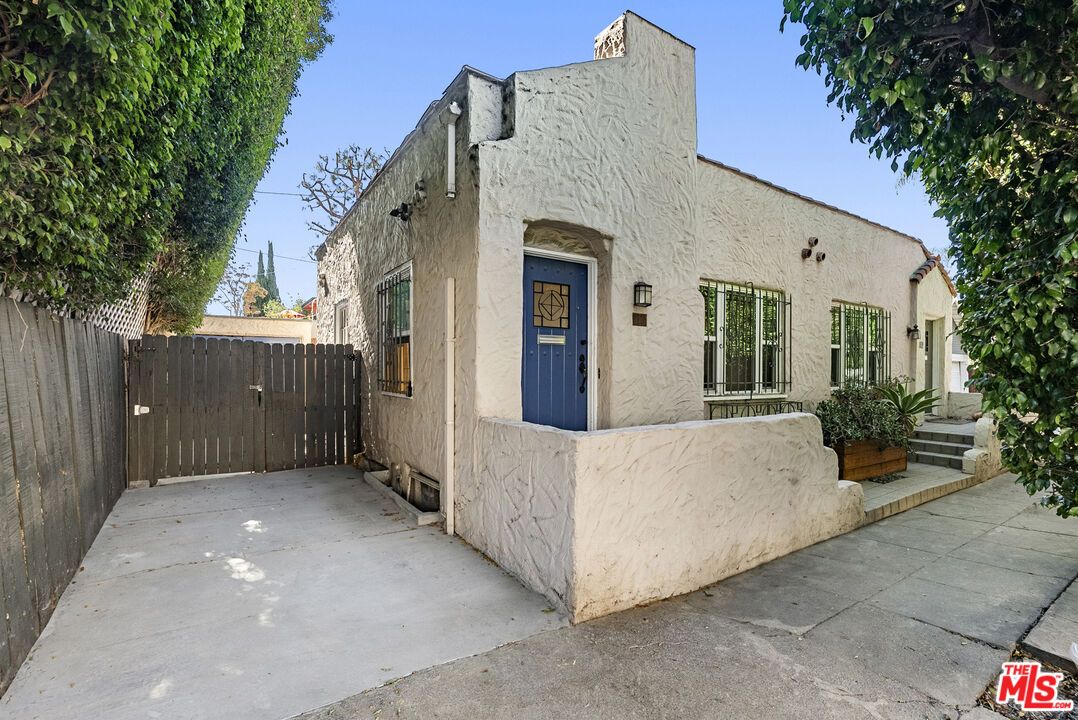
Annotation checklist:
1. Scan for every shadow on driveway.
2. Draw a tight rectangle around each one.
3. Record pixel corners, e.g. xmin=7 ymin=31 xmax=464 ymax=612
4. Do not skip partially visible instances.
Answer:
xmin=1 ymin=466 xmax=566 ymax=720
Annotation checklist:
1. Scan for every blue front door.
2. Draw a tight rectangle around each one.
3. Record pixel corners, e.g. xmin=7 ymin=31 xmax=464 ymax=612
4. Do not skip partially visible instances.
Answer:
xmin=522 ymin=254 xmax=588 ymax=430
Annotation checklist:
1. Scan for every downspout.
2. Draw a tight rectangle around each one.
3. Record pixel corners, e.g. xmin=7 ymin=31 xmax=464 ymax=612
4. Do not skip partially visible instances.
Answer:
xmin=445 ymin=102 xmax=462 ymax=199
xmin=444 ymin=277 xmax=456 ymax=535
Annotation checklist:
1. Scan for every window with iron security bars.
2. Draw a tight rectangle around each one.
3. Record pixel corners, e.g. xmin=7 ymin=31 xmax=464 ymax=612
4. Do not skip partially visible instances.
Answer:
xmin=700 ymin=281 xmax=792 ymax=398
xmin=830 ymin=302 xmax=891 ymax=389
xmin=378 ymin=262 xmax=412 ymax=396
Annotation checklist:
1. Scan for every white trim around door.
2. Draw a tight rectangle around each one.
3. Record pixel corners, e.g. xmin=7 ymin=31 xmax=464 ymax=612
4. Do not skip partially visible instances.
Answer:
xmin=523 ymin=246 xmax=598 ymax=431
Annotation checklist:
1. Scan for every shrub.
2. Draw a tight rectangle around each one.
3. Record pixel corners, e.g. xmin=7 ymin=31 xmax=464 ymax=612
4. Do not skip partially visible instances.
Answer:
xmin=814 ymin=384 xmax=908 ymax=451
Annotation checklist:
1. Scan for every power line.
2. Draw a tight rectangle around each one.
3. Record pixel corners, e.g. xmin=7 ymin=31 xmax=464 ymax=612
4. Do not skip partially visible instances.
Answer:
xmin=234 ymin=246 xmax=316 ymax=264
xmin=254 ymin=190 xmax=304 ymax=197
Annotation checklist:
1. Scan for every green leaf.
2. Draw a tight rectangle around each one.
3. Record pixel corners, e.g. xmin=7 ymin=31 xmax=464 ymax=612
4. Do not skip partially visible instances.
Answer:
xmin=860 ymin=17 xmax=874 ymax=38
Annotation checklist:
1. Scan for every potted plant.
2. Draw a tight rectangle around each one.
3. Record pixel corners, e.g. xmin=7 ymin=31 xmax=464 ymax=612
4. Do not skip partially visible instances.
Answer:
xmin=876 ymin=381 xmax=941 ymax=436
xmin=814 ymin=384 xmax=909 ymax=481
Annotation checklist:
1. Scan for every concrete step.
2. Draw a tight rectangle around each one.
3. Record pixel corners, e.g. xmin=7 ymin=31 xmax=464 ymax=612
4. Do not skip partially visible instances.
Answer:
xmin=910 ymin=438 xmax=971 ymax=457
xmin=912 ymin=428 xmax=975 ymax=446
xmin=910 ymin=450 xmax=965 ymax=470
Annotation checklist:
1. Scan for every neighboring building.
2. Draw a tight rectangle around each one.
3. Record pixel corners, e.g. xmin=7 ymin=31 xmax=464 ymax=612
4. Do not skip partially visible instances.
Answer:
xmin=190 ymin=315 xmax=315 ymax=344
xmin=301 ymin=296 xmax=317 ymax=319
xmin=314 ymin=13 xmax=957 ymax=621
xmin=951 ymin=305 xmax=971 ymax=392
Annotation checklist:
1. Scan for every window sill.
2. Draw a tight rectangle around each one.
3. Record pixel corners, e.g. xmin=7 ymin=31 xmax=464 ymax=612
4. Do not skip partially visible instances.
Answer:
xmin=704 ymin=393 xmax=789 ymax=402
xmin=380 ymin=391 xmax=412 ymax=400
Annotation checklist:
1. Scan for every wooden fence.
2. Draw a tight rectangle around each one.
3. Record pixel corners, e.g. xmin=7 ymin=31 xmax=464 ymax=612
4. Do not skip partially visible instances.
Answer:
xmin=0 ymin=299 xmax=126 ymax=693
xmin=127 ymin=336 xmax=360 ymax=484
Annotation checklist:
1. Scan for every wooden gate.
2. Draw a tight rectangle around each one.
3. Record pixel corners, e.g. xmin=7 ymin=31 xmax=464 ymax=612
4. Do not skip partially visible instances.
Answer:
xmin=127 ymin=336 xmax=360 ymax=485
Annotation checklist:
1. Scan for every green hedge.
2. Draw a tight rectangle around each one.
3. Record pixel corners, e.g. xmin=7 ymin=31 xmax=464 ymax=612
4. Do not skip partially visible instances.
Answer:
xmin=0 ymin=0 xmax=331 ymax=332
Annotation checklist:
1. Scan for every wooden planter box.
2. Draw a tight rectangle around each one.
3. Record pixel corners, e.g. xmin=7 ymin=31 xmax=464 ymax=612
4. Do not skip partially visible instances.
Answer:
xmin=835 ymin=440 xmax=907 ymax=481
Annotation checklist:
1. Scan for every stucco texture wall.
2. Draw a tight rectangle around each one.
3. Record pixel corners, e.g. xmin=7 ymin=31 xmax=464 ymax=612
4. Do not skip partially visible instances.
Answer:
xmin=696 ymin=162 xmax=954 ymax=415
xmin=316 ymin=72 xmax=502 ymax=491
xmin=194 ymin=315 xmax=315 ymax=343
xmin=913 ymin=265 xmax=956 ymax=416
xmin=949 ymin=391 xmax=983 ymax=419
xmin=477 ymin=414 xmax=863 ymax=622
xmin=471 ymin=13 xmax=700 ymax=432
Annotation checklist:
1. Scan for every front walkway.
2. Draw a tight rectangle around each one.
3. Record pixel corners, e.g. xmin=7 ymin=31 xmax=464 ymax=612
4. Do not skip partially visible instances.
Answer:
xmin=1 ymin=467 xmax=565 ymax=720
xmin=299 ymin=473 xmax=1078 ymax=720
xmin=862 ymin=460 xmax=980 ymax=522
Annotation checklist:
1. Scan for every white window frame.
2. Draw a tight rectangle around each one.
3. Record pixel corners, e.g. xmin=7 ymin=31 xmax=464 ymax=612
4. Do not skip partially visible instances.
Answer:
xmin=334 ymin=300 xmax=349 ymax=345
xmin=701 ymin=281 xmax=789 ymax=399
xmin=378 ymin=261 xmax=413 ymax=398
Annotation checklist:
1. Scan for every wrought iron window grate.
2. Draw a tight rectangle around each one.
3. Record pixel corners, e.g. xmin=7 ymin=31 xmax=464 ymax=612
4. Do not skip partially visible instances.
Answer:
xmin=701 ymin=281 xmax=792 ymax=398
xmin=830 ymin=303 xmax=891 ymax=388
xmin=378 ymin=263 xmax=412 ymax=396
xmin=708 ymin=400 xmax=803 ymax=419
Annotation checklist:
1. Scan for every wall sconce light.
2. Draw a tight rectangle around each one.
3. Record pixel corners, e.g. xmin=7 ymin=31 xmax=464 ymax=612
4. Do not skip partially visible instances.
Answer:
xmin=389 ymin=202 xmax=411 ymax=221
xmin=318 ymin=273 xmax=328 ymax=294
xmin=906 ymin=324 xmax=920 ymax=340
xmin=633 ymin=281 xmax=653 ymax=308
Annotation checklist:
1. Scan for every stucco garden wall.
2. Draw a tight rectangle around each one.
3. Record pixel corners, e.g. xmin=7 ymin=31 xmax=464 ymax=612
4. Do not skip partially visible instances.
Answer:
xmin=948 ymin=391 xmax=983 ymax=420
xmin=195 ymin=315 xmax=315 ymax=343
xmin=476 ymin=414 xmax=863 ymax=622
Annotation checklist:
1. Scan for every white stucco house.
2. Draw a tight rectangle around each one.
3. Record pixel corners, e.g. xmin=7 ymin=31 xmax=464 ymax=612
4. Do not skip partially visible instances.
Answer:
xmin=315 ymin=13 xmax=957 ymax=622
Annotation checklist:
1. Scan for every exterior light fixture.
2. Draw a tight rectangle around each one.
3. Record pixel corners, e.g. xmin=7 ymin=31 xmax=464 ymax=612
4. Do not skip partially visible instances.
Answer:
xmin=633 ymin=281 xmax=653 ymax=308
xmin=389 ymin=202 xmax=411 ymax=221
xmin=802 ymin=236 xmax=820 ymax=260
xmin=906 ymin=324 xmax=920 ymax=340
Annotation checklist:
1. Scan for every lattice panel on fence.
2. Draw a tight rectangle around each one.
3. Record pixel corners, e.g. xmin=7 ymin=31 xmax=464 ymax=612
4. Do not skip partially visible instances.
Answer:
xmin=81 ymin=271 xmax=151 ymax=340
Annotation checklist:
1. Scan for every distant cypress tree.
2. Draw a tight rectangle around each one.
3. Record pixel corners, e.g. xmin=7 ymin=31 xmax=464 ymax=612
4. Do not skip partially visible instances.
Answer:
xmin=265 ymin=242 xmax=281 ymax=302
xmin=256 ymin=251 xmax=266 ymax=287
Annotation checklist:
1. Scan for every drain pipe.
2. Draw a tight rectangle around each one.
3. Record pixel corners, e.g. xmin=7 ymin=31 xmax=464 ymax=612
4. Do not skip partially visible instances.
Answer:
xmin=445 ymin=102 xmax=462 ymax=199
xmin=444 ymin=277 xmax=456 ymax=535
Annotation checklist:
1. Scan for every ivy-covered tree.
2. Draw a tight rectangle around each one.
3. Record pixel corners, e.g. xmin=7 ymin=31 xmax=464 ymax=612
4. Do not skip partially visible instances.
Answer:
xmin=1 ymin=0 xmax=332 ymax=333
xmin=782 ymin=0 xmax=1078 ymax=514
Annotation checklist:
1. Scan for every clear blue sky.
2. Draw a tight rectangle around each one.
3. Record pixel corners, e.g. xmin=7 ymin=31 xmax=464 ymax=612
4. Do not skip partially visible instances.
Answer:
xmin=215 ymin=1 xmax=951 ymax=313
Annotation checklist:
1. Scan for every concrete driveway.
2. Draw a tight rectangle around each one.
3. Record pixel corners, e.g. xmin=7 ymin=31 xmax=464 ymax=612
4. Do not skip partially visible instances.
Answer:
xmin=1 ymin=467 xmax=566 ymax=720
xmin=300 ymin=473 xmax=1078 ymax=720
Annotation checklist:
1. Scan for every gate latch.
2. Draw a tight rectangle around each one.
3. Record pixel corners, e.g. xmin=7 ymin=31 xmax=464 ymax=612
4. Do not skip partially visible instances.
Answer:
xmin=133 ymin=404 xmax=150 ymax=416
xmin=248 ymin=385 xmax=263 ymax=392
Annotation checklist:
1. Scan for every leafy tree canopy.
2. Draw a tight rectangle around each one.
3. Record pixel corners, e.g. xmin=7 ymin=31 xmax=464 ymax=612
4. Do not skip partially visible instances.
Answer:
xmin=1 ymin=0 xmax=332 ymax=333
xmin=783 ymin=0 xmax=1078 ymax=514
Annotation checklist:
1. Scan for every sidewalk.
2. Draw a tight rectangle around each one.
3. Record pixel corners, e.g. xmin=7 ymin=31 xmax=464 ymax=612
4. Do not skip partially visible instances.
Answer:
xmin=296 ymin=473 xmax=1078 ymax=720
